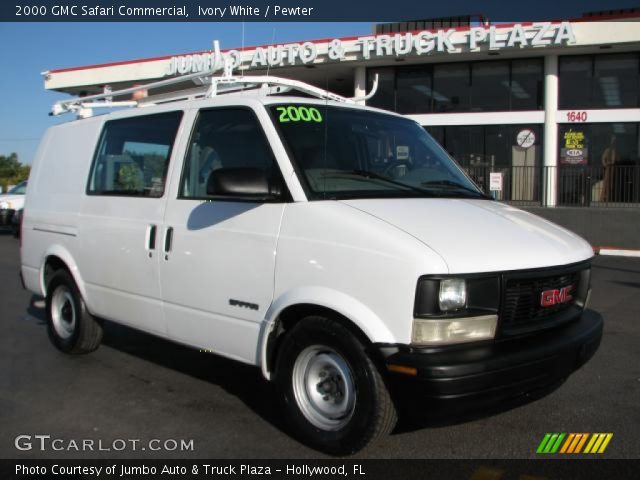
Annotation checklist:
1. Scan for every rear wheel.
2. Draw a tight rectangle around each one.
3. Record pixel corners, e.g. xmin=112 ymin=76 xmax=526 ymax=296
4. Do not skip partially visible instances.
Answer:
xmin=276 ymin=316 xmax=397 ymax=455
xmin=46 ymin=270 xmax=103 ymax=354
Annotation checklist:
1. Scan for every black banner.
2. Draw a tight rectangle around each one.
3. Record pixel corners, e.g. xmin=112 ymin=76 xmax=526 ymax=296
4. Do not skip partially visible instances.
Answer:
xmin=4 ymin=0 xmax=640 ymax=22
xmin=2 ymin=460 xmax=640 ymax=480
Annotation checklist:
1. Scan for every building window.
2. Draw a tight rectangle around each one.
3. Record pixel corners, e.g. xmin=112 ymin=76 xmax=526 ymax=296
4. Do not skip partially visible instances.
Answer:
xmin=367 ymin=58 xmax=543 ymax=114
xmin=87 ymin=111 xmax=183 ymax=197
xmin=425 ymin=124 xmax=543 ymax=203
xmin=426 ymin=124 xmax=542 ymax=169
xmin=558 ymin=123 xmax=640 ymax=205
xmin=367 ymin=67 xmax=395 ymax=112
xmin=396 ymin=67 xmax=433 ymax=114
xmin=432 ymin=62 xmax=471 ymax=112
xmin=471 ymin=61 xmax=510 ymax=111
xmin=510 ymin=59 xmax=544 ymax=110
xmin=559 ymin=53 xmax=640 ymax=109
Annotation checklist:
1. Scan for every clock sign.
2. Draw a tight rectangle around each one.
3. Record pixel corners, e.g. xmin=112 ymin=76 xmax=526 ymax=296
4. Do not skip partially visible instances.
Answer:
xmin=517 ymin=129 xmax=536 ymax=149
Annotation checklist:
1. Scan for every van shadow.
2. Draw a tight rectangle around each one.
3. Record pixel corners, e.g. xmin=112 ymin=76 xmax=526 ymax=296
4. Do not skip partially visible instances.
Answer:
xmin=25 ymin=295 xmax=562 ymax=441
xmin=25 ymin=296 xmax=286 ymax=435
xmin=186 ymin=201 xmax=259 ymax=231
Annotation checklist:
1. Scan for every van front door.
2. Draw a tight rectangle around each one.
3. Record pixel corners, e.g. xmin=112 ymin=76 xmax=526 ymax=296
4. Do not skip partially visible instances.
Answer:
xmin=159 ymin=107 xmax=285 ymax=364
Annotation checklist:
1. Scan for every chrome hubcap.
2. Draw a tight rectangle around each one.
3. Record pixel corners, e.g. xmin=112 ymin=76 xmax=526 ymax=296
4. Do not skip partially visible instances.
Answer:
xmin=51 ymin=287 xmax=76 ymax=339
xmin=292 ymin=346 xmax=356 ymax=431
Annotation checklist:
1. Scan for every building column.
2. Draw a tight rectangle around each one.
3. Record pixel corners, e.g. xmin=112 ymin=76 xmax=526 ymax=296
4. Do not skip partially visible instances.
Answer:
xmin=353 ymin=66 xmax=366 ymax=105
xmin=543 ymin=55 xmax=559 ymax=207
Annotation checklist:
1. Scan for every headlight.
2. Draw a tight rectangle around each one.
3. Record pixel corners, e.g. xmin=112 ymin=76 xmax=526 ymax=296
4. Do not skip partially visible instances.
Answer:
xmin=413 ymin=275 xmax=500 ymax=345
xmin=439 ymin=278 xmax=466 ymax=311
xmin=0 ymin=201 xmax=8 ymax=209
xmin=412 ymin=315 xmax=497 ymax=345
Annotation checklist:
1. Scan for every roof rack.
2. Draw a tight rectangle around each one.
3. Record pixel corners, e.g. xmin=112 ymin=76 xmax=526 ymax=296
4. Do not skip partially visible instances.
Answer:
xmin=50 ymin=68 xmax=379 ymax=118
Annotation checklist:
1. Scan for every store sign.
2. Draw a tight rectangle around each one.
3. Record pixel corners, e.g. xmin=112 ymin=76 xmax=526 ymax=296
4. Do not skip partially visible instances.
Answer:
xmin=560 ymin=130 xmax=588 ymax=165
xmin=165 ymin=22 xmax=576 ymax=76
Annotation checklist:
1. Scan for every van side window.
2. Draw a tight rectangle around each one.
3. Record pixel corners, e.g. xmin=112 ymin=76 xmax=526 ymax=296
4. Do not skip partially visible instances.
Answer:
xmin=180 ymin=108 xmax=278 ymax=199
xmin=87 ymin=112 xmax=182 ymax=197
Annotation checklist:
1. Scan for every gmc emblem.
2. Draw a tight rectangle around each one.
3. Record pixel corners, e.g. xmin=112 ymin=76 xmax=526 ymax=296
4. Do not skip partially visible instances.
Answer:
xmin=540 ymin=285 xmax=574 ymax=307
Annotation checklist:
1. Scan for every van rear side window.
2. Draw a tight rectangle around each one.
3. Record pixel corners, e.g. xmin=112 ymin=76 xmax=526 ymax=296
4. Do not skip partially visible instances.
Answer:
xmin=87 ymin=111 xmax=183 ymax=197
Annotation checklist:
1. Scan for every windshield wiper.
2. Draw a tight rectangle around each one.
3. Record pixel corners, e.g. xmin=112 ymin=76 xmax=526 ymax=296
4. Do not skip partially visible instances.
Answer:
xmin=421 ymin=179 xmax=490 ymax=198
xmin=343 ymin=170 xmax=435 ymax=196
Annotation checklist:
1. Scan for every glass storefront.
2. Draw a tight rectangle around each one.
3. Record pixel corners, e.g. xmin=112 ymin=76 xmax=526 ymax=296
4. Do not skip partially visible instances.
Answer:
xmin=367 ymin=58 xmax=544 ymax=114
xmin=559 ymin=53 xmax=640 ymax=109
xmin=365 ymin=52 xmax=640 ymax=206
xmin=425 ymin=125 xmax=543 ymax=203
xmin=558 ymin=122 xmax=640 ymax=205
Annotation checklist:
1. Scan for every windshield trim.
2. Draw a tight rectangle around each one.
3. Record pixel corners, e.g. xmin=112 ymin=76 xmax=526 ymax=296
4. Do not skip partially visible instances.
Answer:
xmin=266 ymin=103 xmax=488 ymax=202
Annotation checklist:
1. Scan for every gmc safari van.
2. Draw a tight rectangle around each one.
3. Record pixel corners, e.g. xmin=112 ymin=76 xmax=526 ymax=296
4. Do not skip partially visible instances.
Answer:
xmin=21 ymin=75 xmax=602 ymax=454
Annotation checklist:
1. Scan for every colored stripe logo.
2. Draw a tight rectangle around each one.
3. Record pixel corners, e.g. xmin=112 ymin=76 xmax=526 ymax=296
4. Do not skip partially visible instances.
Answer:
xmin=536 ymin=433 xmax=613 ymax=454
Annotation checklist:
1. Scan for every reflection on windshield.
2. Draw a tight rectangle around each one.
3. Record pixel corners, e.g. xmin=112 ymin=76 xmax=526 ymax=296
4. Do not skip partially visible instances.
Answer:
xmin=8 ymin=182 xmax=27 ymax=195
xmin=270 ymin=104 xmax=486 ymax=200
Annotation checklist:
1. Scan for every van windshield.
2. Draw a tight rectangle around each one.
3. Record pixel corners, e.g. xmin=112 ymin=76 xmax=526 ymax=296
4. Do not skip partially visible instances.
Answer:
xmin=269 ymin=104 xmax=485 ymax=200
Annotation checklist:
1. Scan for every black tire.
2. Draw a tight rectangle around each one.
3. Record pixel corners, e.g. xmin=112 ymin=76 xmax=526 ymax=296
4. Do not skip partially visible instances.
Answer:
xmin=275 ymin=316 xmax=397 ymax=455
xmin=45 ymin=269 xmax=103 ymax=354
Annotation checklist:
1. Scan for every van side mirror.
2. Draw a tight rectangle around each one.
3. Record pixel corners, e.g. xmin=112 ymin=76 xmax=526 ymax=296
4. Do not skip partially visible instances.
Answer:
xmin=206 ymin=168 xmax=283 ymax=199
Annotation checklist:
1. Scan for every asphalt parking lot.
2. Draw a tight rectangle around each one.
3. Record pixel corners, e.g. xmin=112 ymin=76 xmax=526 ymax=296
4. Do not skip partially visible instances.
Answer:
xmin=0 ymin=232 xmax=638 ymax=460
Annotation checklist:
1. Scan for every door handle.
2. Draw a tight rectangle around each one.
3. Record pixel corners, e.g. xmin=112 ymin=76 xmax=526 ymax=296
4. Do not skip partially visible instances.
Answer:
xmin=146 ymin=224 xmax=157 ymax=257
xmin=163 ymin=227 xmax=173 ymax=259
xmin=148 ymin=225 xmax=157 ymax=250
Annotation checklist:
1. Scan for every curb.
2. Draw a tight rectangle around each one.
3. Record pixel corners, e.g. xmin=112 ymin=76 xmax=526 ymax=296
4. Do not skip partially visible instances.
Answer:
xmin=595 ymin=247 xmax=640 ymax=258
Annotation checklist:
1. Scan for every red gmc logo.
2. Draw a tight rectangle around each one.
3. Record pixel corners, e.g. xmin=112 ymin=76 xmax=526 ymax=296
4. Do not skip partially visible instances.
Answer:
xmin=540 ymin=285 xmax=574 ymax=307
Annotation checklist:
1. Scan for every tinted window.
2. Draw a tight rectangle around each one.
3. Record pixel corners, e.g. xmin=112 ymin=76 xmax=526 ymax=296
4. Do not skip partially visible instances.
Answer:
xmin=560 ymin=53 xmax=640 ymax=109
xmin=87 ymin=112 xmax=182 ymax=197
xmin=433 ymin=63 xmax=471 ymax=112
xmin=510 ymin=59 xmax=543 ymax=110
xmin=367 ymin=59 xmax=544 ymax=114
xmin=593 ymin=54 xmax=639 ymax=108
xmin=471 ymin=61 xmax=509 ymax=111
xmin=367 ymin=67 xmax=396 ymax=111
xmin=180 ymin=108 xmax=279 ymax=199
xmin=396 ymin=67 xmax=433 ymax=114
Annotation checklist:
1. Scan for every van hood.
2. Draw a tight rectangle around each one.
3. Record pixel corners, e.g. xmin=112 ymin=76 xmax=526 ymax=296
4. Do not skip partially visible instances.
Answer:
xmin=341 ymin=198 xmax=593 ymax=273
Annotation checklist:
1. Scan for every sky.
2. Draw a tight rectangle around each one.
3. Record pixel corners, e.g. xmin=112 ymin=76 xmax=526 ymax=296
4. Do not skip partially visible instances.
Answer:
xmin=0 ymin=22 xmax=373 ymax=165
xmin=0 ymin=0 xmax=638 ymax=165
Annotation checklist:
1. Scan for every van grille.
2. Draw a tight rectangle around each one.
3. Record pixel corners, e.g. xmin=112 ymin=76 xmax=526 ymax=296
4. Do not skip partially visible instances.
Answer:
xmin=501 ymin=272 xmax=580 ymax=330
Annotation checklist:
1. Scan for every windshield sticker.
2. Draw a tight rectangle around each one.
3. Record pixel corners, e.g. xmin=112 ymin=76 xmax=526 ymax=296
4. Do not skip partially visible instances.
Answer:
xmin=277 ymin=106 xmax=323 ymax=123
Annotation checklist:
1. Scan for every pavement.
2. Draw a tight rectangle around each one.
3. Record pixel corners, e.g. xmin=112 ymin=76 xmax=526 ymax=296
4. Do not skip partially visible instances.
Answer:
xmin=0 ymin=231 xmax=638 ymax=460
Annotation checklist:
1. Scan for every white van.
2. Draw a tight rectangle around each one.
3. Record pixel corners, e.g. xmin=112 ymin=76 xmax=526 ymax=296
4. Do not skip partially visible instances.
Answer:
xmin=21 ymin=76 xmax=602 ymax=454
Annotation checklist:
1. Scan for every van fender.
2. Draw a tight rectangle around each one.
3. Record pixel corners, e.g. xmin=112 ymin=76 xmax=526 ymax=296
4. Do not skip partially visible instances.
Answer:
xmin=40 ymin=244 xmax=88 ymax=301
xmin=258 ymin=286 xmax=396 ymax=380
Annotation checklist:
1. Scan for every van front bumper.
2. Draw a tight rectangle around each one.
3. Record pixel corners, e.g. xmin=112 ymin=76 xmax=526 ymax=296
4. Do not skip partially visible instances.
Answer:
xmin=377 ymin=309 xmax=602 ymax=408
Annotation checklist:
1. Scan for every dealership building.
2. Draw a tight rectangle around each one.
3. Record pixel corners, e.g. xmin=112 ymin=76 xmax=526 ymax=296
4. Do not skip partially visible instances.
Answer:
xmin=43 ymin=10 xmax=640 ymax=246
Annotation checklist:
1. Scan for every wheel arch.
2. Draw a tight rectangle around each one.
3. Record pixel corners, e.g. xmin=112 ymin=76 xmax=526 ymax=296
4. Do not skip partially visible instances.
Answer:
xmin=41 ymin=246 xmax=87 ymax=301
xmin=259 ymin=287 xmax=396 ymax=380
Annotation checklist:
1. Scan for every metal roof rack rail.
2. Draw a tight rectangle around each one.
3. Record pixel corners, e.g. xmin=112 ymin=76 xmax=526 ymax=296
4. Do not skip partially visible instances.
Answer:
xmin=50 ymin=68 xmax=379 ymax=118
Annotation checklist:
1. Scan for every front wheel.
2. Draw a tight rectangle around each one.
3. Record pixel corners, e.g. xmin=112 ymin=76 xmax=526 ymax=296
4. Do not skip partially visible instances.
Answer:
xmin=275 ymin=316 xmax=397 ymax=455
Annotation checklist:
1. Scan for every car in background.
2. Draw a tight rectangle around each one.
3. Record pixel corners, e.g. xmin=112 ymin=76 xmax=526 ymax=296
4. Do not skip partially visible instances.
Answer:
xmin=11 ymin=208 xmax=23 ymax=238
xmin=0 ymin=181 xmax=27 ymax=232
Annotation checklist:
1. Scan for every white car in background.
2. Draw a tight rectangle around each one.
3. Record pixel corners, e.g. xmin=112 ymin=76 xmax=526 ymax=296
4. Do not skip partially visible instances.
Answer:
xmin=0 ymin=181 xmax=27 ymax=230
